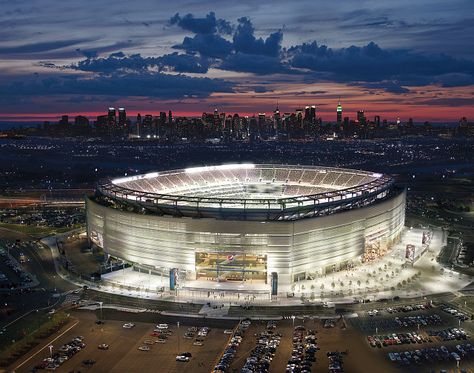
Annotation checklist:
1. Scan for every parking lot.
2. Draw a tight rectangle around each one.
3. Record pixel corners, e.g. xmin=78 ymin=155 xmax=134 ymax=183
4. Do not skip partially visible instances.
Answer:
xmin=9 ymin=301 xmax=474 ymax=373
xmin=13 ymin=311 xmax=233 ymax=373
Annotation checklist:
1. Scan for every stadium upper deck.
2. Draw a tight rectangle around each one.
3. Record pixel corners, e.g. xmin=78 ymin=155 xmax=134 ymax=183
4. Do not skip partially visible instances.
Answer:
xmin=95 ymin=164 xmax=397 ymax=220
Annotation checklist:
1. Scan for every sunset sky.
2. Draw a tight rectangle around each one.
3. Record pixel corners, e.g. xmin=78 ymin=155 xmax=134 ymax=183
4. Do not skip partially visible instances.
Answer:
xmin=1 ymin=0 xmax=473 ymax=122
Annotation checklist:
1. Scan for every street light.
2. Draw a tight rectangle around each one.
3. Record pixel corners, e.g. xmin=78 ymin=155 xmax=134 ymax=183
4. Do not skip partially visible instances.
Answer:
xmin=291 ymin=315 xmax=295 ymax=328
xmin=52 ymin=275 xmax=56 ymax=292
xmin=48 ymin=345 xmax=53 ymax=359
xmin=99 ymin=301 xmax=103 ymax=320
xmin=177 ymin=321 xmax=180 ymax=355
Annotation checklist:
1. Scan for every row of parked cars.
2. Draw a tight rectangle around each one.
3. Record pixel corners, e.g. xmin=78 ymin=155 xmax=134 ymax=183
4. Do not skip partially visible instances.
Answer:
xmin=394 ymin=314 xmax=443 ymax=328
xmin=388 ymin=343 xmax=474 ymax=366
xmin=367 ymin=303 xmax=433 ymax=317
xmin=286 ymin=326 xmax=318 ymax=373
xmin=386 ymin=303 xmax=433 ymax=313
xmin=427 ymin=327 xmax=469 ymax=341
xmin=184 ymin=325 xmax=209 ymax=346
xmin=368 ymin=331 xmax=429 ymax=347
xmin=34 ymin=336 xmax=85 ymax=371
xmin=327 ymin=351 xmax=346 ymax=373
xmin=241 ymin=320 xmax=280 ymax=373
xmin=0 ymin=246 xmax=32 ymax=288
xmin=440 ymin=305 xmax=470 ymax=321
xmin=213 ymin=319 xmax=250 ymax=372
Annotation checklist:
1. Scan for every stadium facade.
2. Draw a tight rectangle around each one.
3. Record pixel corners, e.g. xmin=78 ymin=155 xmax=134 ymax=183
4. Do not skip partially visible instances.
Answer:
xmin=86 ymin=164 xmax=405 ymax=287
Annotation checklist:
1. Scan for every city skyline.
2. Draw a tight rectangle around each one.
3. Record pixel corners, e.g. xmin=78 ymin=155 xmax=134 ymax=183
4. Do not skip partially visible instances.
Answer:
xmin=1 ymin=1 xmax=474 ymax=122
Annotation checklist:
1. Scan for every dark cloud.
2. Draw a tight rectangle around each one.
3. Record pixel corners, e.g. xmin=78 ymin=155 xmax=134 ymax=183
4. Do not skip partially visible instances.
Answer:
xmin=288 ymin=41 xmax=474 ymax=91
xmin=174 ymin=33 xmax=233 ymax=58
xmin=252 ymin=86 xmax=271 ymax=93
xmin=0 ymin=71 xmax=234 ymax=101
xmin=351 ymin=81 xmax=410 ymax=94
xmin=219 ymin=52 xmax=289 ymax=75
xmin=158 ymin=53 xmax=210 ymax=73
xmin=233 ymin=17 xmax=282 ymax=57
xmin=415 ymin=97 xmax=474 ymax=106
xmin=169 ymin=12 xmax=232 ymax=34
xmin=70 ymin=52 xmax=210 ymax=74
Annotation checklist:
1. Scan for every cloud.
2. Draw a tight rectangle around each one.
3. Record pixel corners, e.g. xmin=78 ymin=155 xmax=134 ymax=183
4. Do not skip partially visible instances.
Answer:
xmin=288 ymin=41 xmax=474 ymax=91
xmin=70 ymin=51 xmax=210 ymax=74
xmin=0 ymin=38 xmax=96 ymax=55
xmin=0 ymin=71 xmax=234 ymax=101
xmin=252 ymin=86 xmax=271 ymax=93
xmin=169 ymin=12 xmax=232 ymax=34
xmin=173 ymin=34 xmax=233 ymax=58
xmin=414 ymin=97 xmax=474 ymax=107
xmin=219 ymin=52 xmax=289 ymax=75
xmin=351 ymin=81 xmax=410 ymax=94
xmin=233 ymin=17 xmax=282 ymax=57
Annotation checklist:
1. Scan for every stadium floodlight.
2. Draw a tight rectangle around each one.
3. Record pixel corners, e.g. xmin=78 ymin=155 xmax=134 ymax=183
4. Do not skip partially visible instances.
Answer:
xmin=185 ymin=163 xmax=255 ymax=174
xmin=371 ymin=173 xmax=383 ymax=178
xmin=143 ymin=172 xmax=160 ymax=179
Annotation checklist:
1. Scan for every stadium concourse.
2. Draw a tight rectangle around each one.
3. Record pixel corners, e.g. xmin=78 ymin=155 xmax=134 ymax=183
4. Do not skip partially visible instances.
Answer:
xmin=96 ymin=226 xmax=473 ymax=307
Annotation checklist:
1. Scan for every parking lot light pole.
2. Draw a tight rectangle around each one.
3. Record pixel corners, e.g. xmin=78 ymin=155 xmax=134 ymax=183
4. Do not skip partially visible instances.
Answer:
xmin=291 ymin=315 xmax=295 ymax=328
xmin=49 ymin=345 xmax=53 ymax=359
xmin=99 ymin=301 xmax=103 ymax=320
xmin=177 ymin=321 xmax=180 ymax=355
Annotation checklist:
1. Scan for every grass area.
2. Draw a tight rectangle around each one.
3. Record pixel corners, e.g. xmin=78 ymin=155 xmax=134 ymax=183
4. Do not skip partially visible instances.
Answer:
xmin=0 ymin=311 xmax=69 ymax=367
xmin=0 ymin=222 xmax=83 ymax=238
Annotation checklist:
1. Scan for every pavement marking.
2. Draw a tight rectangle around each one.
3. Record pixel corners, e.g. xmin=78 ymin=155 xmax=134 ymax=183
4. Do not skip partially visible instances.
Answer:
xmin=13 ymin=320 xmax=79 ymax=371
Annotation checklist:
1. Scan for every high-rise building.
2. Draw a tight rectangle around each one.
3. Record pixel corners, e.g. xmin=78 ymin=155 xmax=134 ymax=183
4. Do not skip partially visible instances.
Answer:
xmin=374 ymin=115 xmax=381 ymax=127
xmin=304 ymin=105 xmax=316 ymax=123
xmin=107 ymin=107 xmax=116 ymax=127
xmin=118 ymin=108 xmax=126 ymax=126
xmin=310 ymin=105 xmax=316 ymax=123
xmin=304 ymin=106 xmax=310 ymax=121
xmin=74 ymin=115 xmax=89 ymax=126
xmin=357 ymin=110 xmax=366 ymax=125
xmin=336 ymin=101 xmax=343 ymax=124
xmin=59 ymin=115 xmax=69 ymax=126
xmin=159 ymin=112 xmax=166 ymax=124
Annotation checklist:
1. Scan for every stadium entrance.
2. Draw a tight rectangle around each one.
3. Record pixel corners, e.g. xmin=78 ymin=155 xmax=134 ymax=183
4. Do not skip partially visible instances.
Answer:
xmin=195 ymin=251 xmax=267 ymax=283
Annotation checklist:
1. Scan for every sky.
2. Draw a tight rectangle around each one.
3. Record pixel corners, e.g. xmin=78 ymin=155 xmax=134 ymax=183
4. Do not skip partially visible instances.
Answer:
xmin=0 ymin=0 xmax=473 ymax=122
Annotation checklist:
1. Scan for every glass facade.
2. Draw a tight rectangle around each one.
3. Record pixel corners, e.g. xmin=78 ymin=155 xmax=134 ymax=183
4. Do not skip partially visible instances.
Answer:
xmin=195 ymin=251 xmax=267 ymax=281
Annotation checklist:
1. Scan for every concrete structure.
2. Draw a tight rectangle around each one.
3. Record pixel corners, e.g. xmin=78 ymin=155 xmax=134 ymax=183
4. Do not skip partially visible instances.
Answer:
xmin=86 ymin=164 xmax=405 ymax=287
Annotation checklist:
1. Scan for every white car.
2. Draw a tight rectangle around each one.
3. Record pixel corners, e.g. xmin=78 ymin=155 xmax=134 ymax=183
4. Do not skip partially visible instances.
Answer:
xmin=123 ymin=323 xmax=135 ymax=329
xmin=193 ymin=341 xmax=203 ymax=346
xmin=176 ymin=355 xmax=189 ymax=362
xmin=138 ymin=346 xmax=150 ymax=351
xmin=156 ymin=324 xmax=168 ymax=329
xmin=224 ymin=329 xmax=233 ymax=334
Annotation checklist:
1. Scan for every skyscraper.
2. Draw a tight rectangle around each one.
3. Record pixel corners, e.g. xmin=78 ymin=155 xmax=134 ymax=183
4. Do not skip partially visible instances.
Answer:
xmin=310 ymin=105 xmax=316 ymax=123
xmin=336 ymin=101 xmax=343 ymax=124
xmin=357 ymin=110 xmax=366 ymax=126
xmin=107 ymin=107 xmax=116 ymax=127
xmin=118 ymin=108 xmax=126 ymax=126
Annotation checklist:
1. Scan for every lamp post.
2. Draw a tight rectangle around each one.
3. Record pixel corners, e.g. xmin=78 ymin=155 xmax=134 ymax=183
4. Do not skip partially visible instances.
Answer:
xmin=177 ymin=321 xmax=180 ymax=355
xmin=291 ymin=315 xmax=295 ymax=328
xmin=52 ymin=275 xmax=56 ymax=292
xmin=99 ymin=301 xmax=103 ymax=320
xmin=48 ymin=345 xmax=53 ymax=359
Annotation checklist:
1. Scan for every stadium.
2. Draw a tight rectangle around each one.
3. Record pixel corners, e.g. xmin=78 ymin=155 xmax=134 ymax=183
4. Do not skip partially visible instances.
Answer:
xmin=86 ymin=164 xmax=406 ymax=291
